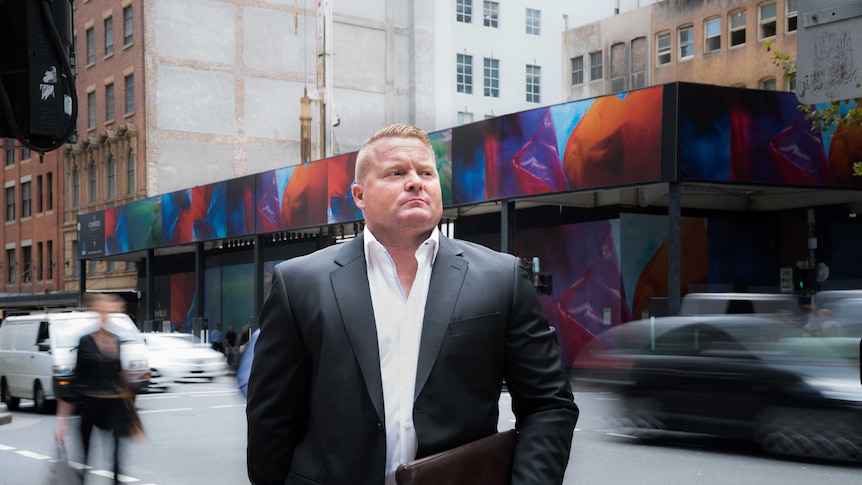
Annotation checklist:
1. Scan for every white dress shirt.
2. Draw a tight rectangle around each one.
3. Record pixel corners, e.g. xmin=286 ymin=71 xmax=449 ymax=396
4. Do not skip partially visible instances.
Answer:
xmin=363 ymin=228 xmax=439 ymax=483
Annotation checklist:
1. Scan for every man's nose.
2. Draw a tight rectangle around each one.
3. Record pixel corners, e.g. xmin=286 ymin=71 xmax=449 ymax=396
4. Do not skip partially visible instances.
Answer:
xmin=405 ymin=172 xmax=422 ymax=191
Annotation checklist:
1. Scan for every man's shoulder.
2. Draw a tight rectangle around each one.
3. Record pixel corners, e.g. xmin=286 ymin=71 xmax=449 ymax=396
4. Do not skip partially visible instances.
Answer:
xmin=447 ymin=238 xmax=518 ymax=265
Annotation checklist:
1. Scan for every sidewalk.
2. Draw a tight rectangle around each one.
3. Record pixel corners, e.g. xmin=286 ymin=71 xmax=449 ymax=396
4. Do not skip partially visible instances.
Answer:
xmin=0 ymin=412 xmax=10 ymax=426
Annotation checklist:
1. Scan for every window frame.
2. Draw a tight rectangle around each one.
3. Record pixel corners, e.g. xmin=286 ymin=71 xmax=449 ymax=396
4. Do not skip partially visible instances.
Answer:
xmin=456 ymin=0 xmax=472 ymax=23
xmin=107 ymin=155 xmax=116 ymax=198
xmin=104 ymin=16 xmax=113 ymax=56
xmin=5 ymin=186 xmax=15 ymax=221
xmin=729 ymin=9 xmax=746 ymax=47
xmin=127 ymin=150 xmax=135 ymax=194
xmin=786 ymin=0 xmax=798 ymax=33
xmin=760 ymin=77 xmax=777 ymax=91
xmin=705 ymin=17 xmax=721 ymax=53
xmin=571 ymin=56 xmax=584 ymax=85
xmin=526 ymin=8 xmax=540 ymax=35
xmin=87 ymin=92 xmax=96 ymax=129
xmin=758 ymin=2 xmax=777 ymax=40
xmin=483 ymin=57 xmax=499 ymax=97
xmin=525 ymin=64 xmax=541 ymax=104
xmin=88 ymin=160 xmax=97 ymax=203
xmin=456 ymin=53 xmax=474 ymax=94
xmin=72 ymin=166 xmax=80 ymax=207
xmin=6 ymin=248 xmax=15 ymax=284
xmin=125 ymin=74 xmax=134 ymax=114
xmin=86 ymin=27 xmax=95 ymax=65
xmin=21 ymin=181 xmax=31 ymax=218
xmin=123 ymin=5 xmax=133 ymax=45
xmin=656 ymin=32 xmax=671 ymax=65
xmin=678 ymin=25 xmax=694 ymax=60
xmin=483 ymin=1 xmax=499 ymax=28
xmin=457 ymin=111 xmax=473 ymax=125
xmin=105 ymin=83 xmax=115 ymax=122
xmin=589 ymin=51 xmax=603 ymax=81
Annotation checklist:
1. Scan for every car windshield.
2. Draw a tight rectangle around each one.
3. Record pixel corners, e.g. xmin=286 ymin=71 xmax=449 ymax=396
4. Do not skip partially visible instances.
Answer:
xmin=50 ymin=313 xmax=143 ymax=348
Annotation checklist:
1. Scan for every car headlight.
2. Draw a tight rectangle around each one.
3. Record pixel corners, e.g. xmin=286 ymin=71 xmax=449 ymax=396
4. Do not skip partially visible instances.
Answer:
xmin=127 ymin=359 xmax=149 ymax=370
xmin=52 ymin=364 xmax=76 ymax=376
xmin=802 ymin=377 xmax=862 ymax=402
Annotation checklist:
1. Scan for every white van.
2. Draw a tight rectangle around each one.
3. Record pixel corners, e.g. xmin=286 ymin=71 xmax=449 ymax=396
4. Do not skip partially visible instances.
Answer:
xmin=0 ymin=311 xmax=149 ymax=413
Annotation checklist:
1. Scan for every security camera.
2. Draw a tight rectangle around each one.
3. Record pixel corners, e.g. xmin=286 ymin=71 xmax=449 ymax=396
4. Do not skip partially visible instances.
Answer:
xmin=332 ymin=115 xmax=341 ymax=127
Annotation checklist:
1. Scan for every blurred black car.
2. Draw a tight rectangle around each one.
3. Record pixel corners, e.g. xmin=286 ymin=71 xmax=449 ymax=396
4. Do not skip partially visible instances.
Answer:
xmin=573 ymin=315 xmax=862 ymax=462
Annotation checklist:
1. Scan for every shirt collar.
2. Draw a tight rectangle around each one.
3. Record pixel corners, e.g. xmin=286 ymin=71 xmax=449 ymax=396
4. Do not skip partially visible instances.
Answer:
xmin=363 ymin=227 xmax=440 ymax=264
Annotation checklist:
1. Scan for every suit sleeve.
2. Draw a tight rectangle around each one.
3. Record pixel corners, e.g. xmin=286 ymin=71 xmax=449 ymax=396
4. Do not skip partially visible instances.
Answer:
xmin=504 ymin=258 xmax=579 ymax=485
xmin=247 ymin=264 xmax=311 ymax=485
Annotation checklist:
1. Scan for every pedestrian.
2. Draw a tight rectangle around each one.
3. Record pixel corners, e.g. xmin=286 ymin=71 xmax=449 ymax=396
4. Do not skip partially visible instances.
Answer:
xmin=247 ymin=123 xmax=578 ymax=485
xmin=224 ymin=325 xmax=238 ymax=366
xmin=56 ymin=293 xmax=135 ymax=484
xmin=210 ymin=323 xmax=224 ymax=354
xmin=237 ymin=327 xmax=260 ymax=399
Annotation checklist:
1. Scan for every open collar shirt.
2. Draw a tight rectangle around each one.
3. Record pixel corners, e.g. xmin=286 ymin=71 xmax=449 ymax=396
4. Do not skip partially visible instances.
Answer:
xmin=363 ymin=227 xmax=440 ymax=483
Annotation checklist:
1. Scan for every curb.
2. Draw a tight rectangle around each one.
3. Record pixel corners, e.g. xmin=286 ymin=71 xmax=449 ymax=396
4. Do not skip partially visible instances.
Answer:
xmin=0 ymin=413 xmax=11 ymax=426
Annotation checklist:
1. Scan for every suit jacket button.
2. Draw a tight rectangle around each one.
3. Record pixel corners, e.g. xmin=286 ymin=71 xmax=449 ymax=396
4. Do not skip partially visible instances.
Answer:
xmin=378 ymin=422 xmax=384 ymax=432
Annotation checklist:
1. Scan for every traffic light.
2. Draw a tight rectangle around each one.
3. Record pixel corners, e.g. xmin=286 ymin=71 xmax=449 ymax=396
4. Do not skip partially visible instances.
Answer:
xmin=794 ymin=268 xmax=811 ymax=293
xmin=0 ymin=0 xmax=77 ymax=152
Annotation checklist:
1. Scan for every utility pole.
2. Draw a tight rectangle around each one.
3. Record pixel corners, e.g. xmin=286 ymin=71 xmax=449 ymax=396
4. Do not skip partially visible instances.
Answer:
xmin=317 ymin=1 xmax=333 ymax=160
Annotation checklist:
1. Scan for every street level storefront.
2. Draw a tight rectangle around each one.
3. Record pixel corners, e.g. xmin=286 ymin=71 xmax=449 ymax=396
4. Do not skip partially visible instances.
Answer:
xmin=74 ymin=83 xmax=862 ymax=368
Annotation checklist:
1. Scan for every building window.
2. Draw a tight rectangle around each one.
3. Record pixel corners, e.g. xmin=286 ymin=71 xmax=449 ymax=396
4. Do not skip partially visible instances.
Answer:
xmin=123 ymin=6 xmax=133 ymax=45
xmin=589 ymin=51 xmax=603 ymax=81
xmin=788 ymin=77 xmax=797 ymax=92
xmin=21 ymin=181 xmax=31 ymax=218
xmin=127 ymin=150 xmax=135 ymax=194
xmin=456 ymin=54 xmax=473 ymax=94
xmin=631 ymin=37 xmax=647 ymax=89
xmin=21 ymin=148 xmax=30 ymax=161
xmin=88 ymin=92 xmax=96 ymax=128
xmin=36 ymin=175 xmax=43 ymax=213
xmin=22 ymin=246 xmax=31 ymax=283
xmin=730 ymin=10 xmax=746 ymax=47
xmin=37 ymin=242 xmax=43 ymax=281
xmin=610 ymin=42 xmax=626 ymax=92
xmin=705 ymin=17 xmax=721 ymax=53
xmin=72 ymin=166 xmax=79 ymax=207
xmin=4 ymin=139 xmax=13 ymax=165
xmin=106 ymin=83 xmax=114 ymax=122
xmin=5 ymin=186 xmax=14 ymax=221
xmin=483 ymin=1 xmax=499 ymax=28
xmin=456 ymin=0 xmax=472 ymax=23
xmin=47 ymin=240 xmax=53 ymax=280
xmin=525 ymin=64 xmax=541 ymax=103
xmin=457 ymin=111 xmax=473 ymax=125
xmin=104 ymin=16 xmax=114 ymax=56
xmin=760 ymin=77 xmax=777 ymax=90
xmin=107 ymin=155 xmax=116 ymax=198
xmin=88 ymin=160 xmax=97 ymax=202
xmin=6 ymin=249 xmax=14 ymax=284
xmin=679 ymin=25 xmax=694 ymax=59
xmin=125 ymin=74 xmax=134 ymax=113
xmin=86 ymin=27 xmax=95 ymax=64
xmin=759 ymin=2 xmax=777 ymax=40
xmin=787 ymin=0 xmax=798 ymax=32
xmin=46 ymin=172 xmax=53 ymax=210
xmin=571 ymin=56 xmax=584 ymax=85
xmin=483 ymin=58 xmax=499 ymax=97
xmin=526 ymin=8 xmax=540 ymax=35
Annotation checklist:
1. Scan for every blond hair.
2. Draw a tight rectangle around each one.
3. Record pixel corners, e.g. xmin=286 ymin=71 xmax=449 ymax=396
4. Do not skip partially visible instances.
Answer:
xmin=84 ymin=292 xmax=125 ymax=311
xmin=355 ymin=123 xmax=434 ymax=183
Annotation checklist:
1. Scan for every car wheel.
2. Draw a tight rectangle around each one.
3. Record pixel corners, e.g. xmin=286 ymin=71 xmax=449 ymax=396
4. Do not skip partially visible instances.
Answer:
xmin=1 ymin=379 xmax=20 ymax=411
xmin=33 ymin=381 xmax=53 ymax=414
xmin=620 ymin=395 xmax=663 ymax=440
xmin=756 ymin=407 xmax=862 ymax=462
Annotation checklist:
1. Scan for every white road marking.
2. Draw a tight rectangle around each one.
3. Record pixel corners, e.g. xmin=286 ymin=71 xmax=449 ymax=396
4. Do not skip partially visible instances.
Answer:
xmin=0 ymin=444 xmax=16 ymax=451
xmin=211 ymin=404 xmax=245 ymax=409
xmin=138 ymin=408 xmax=193 ymax=414
xmin=15 ymin=450 xmax=51 ymax=460
xmin=137 ymin=394 xmax=179 ymax=400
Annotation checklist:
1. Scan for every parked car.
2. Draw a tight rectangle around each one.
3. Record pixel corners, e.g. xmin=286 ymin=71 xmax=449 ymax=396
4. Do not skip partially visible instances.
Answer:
xmin=0 ymin=311 xmax=150 ymax=413
xmin=572 ymin=314 xmax=862 ymax=462
xmin=679 ymin=292 xmax=803 ymax=320
xmin=144 ymin=333 xmax=228 ymax=390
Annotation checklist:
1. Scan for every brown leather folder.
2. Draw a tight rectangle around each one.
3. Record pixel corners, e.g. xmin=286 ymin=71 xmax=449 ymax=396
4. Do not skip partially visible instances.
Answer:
xmin=395 ymin=429 xmax=517 ymax=485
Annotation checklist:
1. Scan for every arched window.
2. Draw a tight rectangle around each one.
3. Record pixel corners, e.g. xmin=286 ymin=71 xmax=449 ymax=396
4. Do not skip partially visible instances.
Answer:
xmin=107 ymin=154 xmax=116 ymax=198
xmin=72 ymin=166 xmax=80 ymax=207
xmin=88 ymin=159 xmax=97 ymax=202
xmin=127 ymin=149 xmax=135 ymax=194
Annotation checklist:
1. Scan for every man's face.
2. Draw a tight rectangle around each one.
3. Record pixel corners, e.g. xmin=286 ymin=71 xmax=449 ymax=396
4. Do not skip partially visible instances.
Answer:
xmin=352 ymin=136 xmax=443 ymax=243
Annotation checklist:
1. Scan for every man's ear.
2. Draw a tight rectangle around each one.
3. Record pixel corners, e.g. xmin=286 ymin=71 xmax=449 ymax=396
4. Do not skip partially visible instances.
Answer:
xmin=352 ymin=183 xmax=365 ymax=210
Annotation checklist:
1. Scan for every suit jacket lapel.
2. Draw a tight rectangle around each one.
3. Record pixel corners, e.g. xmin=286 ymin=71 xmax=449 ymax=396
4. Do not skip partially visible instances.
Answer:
xmin=415 ymin=236 xmax=467 ymax=400
xmin=331 ymin=234 xmax=385 ymax=423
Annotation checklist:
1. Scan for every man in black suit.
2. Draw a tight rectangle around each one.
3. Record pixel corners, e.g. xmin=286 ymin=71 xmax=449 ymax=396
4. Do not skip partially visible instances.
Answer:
xmin=247 ymin=123 xmax=578 ymax=485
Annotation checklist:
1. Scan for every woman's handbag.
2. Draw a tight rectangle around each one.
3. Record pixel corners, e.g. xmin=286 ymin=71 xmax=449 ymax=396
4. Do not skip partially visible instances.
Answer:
xmin=45 ymin=441 xmax=82 ymax=485
xmin=120 ymin=387 xmax=146 ymax=440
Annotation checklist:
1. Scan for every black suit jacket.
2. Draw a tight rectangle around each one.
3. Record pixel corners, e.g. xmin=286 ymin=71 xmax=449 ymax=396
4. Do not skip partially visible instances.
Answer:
xmin=247 ymin=233 xmax=578 ymax=485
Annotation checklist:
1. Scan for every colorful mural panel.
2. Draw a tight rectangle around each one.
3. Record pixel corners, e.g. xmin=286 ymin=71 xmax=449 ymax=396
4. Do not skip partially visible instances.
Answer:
xmin=226 ymin=176 xmax=256 ymax=237
xmin=327 ymin=153 xmax=361 ymax=224
xmin=428 ymin=129 xmax=453 ymax=206
xmin=104 ymin=205 xmax=130 ymax=256
xmin=161 ymin=183 xmax=227 ymax=244
xmin=128 ymin=198 xmax=162 ymax=252
xmin=678 ymin=85 xmax=859 ymax=186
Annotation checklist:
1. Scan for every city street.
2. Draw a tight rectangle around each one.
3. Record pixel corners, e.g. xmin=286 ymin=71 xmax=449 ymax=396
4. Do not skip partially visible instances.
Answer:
xmin=1 ymin=378 xmax=861 ymax=484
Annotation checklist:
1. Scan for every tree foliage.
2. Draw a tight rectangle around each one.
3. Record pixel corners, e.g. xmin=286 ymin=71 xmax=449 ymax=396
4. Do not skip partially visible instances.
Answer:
xmin=765 ymin=40 xmax=862 ymax=175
